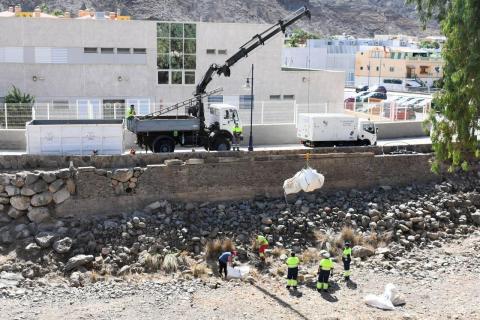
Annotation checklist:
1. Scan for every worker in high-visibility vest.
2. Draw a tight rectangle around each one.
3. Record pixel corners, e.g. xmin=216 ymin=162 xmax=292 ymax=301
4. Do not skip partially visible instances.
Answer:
xmin=126 ymin=105 xmax=136 ymax=129
xmin=232 ymin=123 xmax=242 ymax=151
xmin=316 ymin=250 xmax=334 ymax=292
xmin=342 ymin=241 xmax=352 ymax=281
xmin=286 ymin=252 xmax=300 ymax=290
xmin=257 ymin=235 xmax=269 ymax=261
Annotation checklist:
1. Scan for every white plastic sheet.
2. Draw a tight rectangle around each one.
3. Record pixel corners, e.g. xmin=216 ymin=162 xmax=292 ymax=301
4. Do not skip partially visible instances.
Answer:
xmin=283 ymin=167 xmax=325 ymax=195
xmin=364 ymin=283 xmax=405 ymax=310
xmin=226 ymin=265 xmax=250 ymax=279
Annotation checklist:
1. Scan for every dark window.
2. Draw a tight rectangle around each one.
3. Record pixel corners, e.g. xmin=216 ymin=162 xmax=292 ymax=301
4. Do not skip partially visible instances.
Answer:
xmin=184 ymin=39 xmax=196 ymax=54
xmin=184 ymin=55 xmax=196 ymax=69
xmin=158 ymin=71 xmax=169 ymax=84
xmin=218 ymin=49 xmax=227 ymax=55
xmin=157 ymin=39 xmax=169 ymax=54
xmin=376 ymin=66 xmax=379 ymax=71
xmin=283 ymin=95 xmax=295 ymax=100
xmin=269 ymin=95 xmax=281 ymax=100
xmin=53 ymin=100 xmax=69 ymax=109
xmin=360 ymin=66 xmax=364 ymax=70
xmin=170 ymin=23 xmax=183 ymax=38
xmin=185 ymin=71 xmax=195 ymax=84
xmin=171 ymin=39 xmax=183 ymax=54
xmin=206 ymin=49 xmax=216 ymax=54
xmin=133 ymin=48 xmax=147 ymax=54
xmin=172 ymin=71 xmax=182 ymax=84
xmin=208 ymin=96 xmax=223 ymax=104
xmin=157 ymin=54 xmax=170 ymax=69
xmin=239 ymin=95 xmax=253 ymax=109
xmin=157 ymin=23 xmax=170 ymax=38
xmin=84 ymin=47 xmax=97 ymax=53
xmin=101 ymin=48 xmax=114 ymax=54
xmin=171 ymin=55 xmax=183 ymax=69
xmin=117 ymin=48 xmax=130 ymax=54
xmin=184 ymin=24 xmax=196 ymax=39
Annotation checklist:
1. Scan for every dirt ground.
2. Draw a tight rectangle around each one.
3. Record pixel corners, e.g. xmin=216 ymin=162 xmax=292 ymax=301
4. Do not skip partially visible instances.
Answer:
xmin=1 ymin=236 xmax=479 ymax=320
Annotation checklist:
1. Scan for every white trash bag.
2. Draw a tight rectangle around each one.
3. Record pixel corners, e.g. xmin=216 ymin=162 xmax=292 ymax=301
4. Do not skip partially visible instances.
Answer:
xmin=364 ymin=283 xmax=405 ymax=311
xmin=283 ymin=167 xmax=325 ymax=195
xmin=226 ymin=265 xmax=250 ymax=280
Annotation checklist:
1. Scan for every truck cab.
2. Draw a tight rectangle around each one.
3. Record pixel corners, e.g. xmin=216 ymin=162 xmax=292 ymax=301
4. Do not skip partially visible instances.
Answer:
xmin=207 ymin=104 xmax=242 ymax=134
xmin=358 ymin=119 xmax=377 ymax=145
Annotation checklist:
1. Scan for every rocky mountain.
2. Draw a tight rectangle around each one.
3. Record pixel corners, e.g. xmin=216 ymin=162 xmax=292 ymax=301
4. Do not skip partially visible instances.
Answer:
xmin=0 ymin=0 xmax=439 ymax=36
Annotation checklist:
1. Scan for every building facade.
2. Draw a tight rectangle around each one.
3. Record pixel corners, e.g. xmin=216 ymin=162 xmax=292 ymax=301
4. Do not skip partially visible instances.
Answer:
xmin=354 ymin=46 xmax=443 ymax=88
xmin=0 ymin=17 xmax=344 ymax=123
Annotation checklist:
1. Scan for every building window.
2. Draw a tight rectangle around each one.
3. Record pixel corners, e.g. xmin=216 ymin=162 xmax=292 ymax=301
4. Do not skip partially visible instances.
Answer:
xmin=283 ymin=95 xmax=295 ymax=100
xmin=218 ymin=49 xmax=227 ymax=55
xmin=133 ymin=48 xmax=147 ymax=54
xmin=239 ymin=95 xmax=253 ymax=109
xmin=158 ymin=71 xmax=169 ymax=84
xmin=157 ymin=22 xmax=196 ymax=85
xmin=117 ymin=48 xmax=130 ymax=54
xmin=206 ymin=49 xmax=216 ymax=54
xmin=53 ymin=100 xmax=69 ymax=110
xmin=101 ymin=48 xmax=114 ymax=54
xmin=269 ymin=95 xmax=281 ymax=100
xmin=376 ymin=66 xmax=379 ymax=71
xmin=420 ymin=66 xmax=428 ymax=74
xmin=208 ymin=95 xmax=223 ymax=105
xmin=389 ymin=67 xmax=395 ymax=72
xmin=84 ymin=47 xmax=97 ymax=54
xmin=360 ymin=66 xmax=364 ymax=70
xmin=35 ymin=48 xmax=68 ymax=64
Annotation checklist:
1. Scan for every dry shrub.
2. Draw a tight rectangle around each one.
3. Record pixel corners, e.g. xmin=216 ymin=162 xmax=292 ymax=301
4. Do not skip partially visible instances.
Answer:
xmin=339 ymin=227 xmax=364 ymax=246
xmin=191 ymin=263 xmax=208 ymax=278
xmin=178 ymin=251 xmax=193 ymax=269
xmin=144 ymin=253 xmax=163 ymax=271
xmin=301 ymin=248 xmax=320 ymax=265
xmin=272 ymin=247 xmax=287 ymax=258
xmin=205 ymin=239 xmax=222 ymax=260
xmin=89 ymin=271 xmax=99 ymax=283
xmin=221 ymin=239 xmax=235 ymax=252
xmin=276 ymin=265 xmax=287 ymax=276
xmin=162 ymin=253 xmax=179 ymax=273
xmin=314 ymin=230 xmax=328 ymax=243
xmin=365 ymin=232 xmax=391 ymax=249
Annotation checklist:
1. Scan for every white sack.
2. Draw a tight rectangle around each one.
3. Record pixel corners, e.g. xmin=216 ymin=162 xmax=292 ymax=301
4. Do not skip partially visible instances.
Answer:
xmin=364 ymin=283 xmax=405 ymax=310
xmin=226 ymin=265 xmax=250 ymax=279
xmin=283 ymin=167 xmax=325 ymax=195
xmin=384 ymin=283 xmax=405 ymax=306
xmin=283 ymin=175 xmax=302 ymax=195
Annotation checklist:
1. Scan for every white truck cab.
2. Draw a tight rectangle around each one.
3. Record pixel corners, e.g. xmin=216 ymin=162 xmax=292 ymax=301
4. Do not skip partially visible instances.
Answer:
xmin=358 ymin=119 xmax=378 ymax=145
xmin=208 ymin=104 xmax=242 ymax=134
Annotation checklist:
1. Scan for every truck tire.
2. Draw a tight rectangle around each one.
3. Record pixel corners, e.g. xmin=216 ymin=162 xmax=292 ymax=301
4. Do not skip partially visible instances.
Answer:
xmin=153 ymin=137 xmax=175 ymax=153
xmin=213 ymin=137 xmax=231 ymax=151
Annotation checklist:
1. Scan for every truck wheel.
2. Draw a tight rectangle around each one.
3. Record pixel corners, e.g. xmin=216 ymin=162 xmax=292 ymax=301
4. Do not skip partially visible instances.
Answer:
xmin=153 ymin=138 xmax=175 ymax=153
xmin=213 ymin=137 xmax=231 ymax=151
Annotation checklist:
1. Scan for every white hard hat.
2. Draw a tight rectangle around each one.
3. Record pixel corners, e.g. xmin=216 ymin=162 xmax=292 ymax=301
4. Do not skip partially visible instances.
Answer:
xmin=320 ymin=250 xmax=330 ymax=258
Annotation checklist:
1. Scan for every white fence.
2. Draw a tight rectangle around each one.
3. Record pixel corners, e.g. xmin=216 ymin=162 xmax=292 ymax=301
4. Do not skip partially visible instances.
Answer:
xmin=344 ymin=99 xmax=431 ymax=121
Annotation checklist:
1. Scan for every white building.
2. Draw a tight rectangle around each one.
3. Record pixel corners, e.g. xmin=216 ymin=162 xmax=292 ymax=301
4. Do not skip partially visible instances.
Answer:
xmin=0 ymin=17 xmax=344 ymax=124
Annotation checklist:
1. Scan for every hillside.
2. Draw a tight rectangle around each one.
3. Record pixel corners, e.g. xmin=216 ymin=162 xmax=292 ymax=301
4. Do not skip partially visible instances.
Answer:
xmin=0 ymin=0 xmax=439 ymax=36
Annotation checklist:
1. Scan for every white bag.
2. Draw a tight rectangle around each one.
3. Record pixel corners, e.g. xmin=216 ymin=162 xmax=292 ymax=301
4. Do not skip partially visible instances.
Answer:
xmin=364 ymin=283 xmax=405 ymax=310
xmin=302 ymin=167 xmax=325 ymax=192
xmin=226 ymin=265 xmax=250 ymax=279
xmin=283 ymin=167 xmax=325 ymax=195
xmin=384 ymin=283 xmax=405 ymax=306
xmin=283 ymin=175 xmax=302 ymax=195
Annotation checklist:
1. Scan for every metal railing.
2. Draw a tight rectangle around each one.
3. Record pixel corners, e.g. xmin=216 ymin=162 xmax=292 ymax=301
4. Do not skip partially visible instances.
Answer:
xmin=344 ymin=99 xmax=431 ymax=122
xmin=0 ymin=101 xmax=345 ymax=129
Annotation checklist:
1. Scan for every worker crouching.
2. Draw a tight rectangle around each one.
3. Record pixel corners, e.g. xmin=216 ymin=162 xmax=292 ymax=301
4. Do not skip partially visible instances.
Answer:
xmin=317 ymin=250 xmax=334 ymax=292
xmin=286 ymin=252 xmax=300 ymax=290
xmin=256 ymin=235 xmax=269 ymax=261
xmin=218 ymin=250 xmax=237 ymax=279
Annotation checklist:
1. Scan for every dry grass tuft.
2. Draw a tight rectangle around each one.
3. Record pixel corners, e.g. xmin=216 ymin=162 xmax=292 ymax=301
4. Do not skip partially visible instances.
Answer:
xmin=191 ymin=263 xmax=208 ymax=278
xmin=205 ymin=239 xmax=235 ymax=261
xmin=144 ymin=253 xmax=163 ymax=271
xmin=162 ymin=253 xmax=179 ymax=273
xmin=272 ymin=247 xmax=287 ymax=258
xmin=221 ymin=239 xmax=235 ymax=253
xmin=89 ymin=271 xmax=99 ymax=283
xmin=365 ymin=232 xmax=391 ymax=249
xmin=276 ymin=265 xmax=287 ymax=276
xmin=301 ymin=248 xmax=320 ymax=265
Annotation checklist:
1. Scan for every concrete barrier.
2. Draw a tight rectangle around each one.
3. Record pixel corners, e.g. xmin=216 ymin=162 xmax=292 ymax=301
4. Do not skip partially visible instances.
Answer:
xmin=0 ymin=129 xmax=26 ymax=150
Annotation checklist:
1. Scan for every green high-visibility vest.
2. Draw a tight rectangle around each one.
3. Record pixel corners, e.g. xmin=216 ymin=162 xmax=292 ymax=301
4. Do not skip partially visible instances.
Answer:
xmin=233 ymin=125 xmax=242 ymax=134
xmin=257 ymin=235 xmax=268 ymax=245
xmin=319 ymin=258 xmax=333 ymax=270
xmin=343 ymin=247 xmax=352 ymax=258
xmin=286 ymin=256 xmax=300 ymax=268
xmin=126 ymin=108 xmax=136 ymax=119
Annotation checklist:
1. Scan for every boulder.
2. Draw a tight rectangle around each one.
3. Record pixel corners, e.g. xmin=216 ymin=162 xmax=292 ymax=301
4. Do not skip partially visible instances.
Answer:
xmin=65 ymin=255 xmax=94 ymax=271
xmin=41 ymin=172 xmax=57 ymax=183
xmin=31 ymin=192 xmax=53 ymax=207
xmin=471 ymin=210 xmax=480 ymax=225
xmin=10 ymin=196 xmax=31 ymax=211
xmin=53 ymin=188 xmax=70 ymax=204
xmin=56 ymin=169 xmax=71 ymax=179
xmin=48 ymin=179 xmax=64 ymax=193
xmin=20 ymin=187 xmax=36 ymax=196
xmin=32 ymin=180 xmax=48 ymax=193
xmin=27 ymin=207 xmax=50 ymax=224
xmin=35 ymin=232 xmax=56 ymax=248
xmin=7 ymin=207 xmax=25 ymax=219
xmin=25 ymin=173 xmax=40 ymax=185
xmin=112 ymin=169 xmax=134 ymax=182
xmin=5 ymin=186 xmax=20 ymax=196
xmin=53 ymin=237 xmax=73 ymax=254
xmin=352 ymin=245 xmax=375 ymax=258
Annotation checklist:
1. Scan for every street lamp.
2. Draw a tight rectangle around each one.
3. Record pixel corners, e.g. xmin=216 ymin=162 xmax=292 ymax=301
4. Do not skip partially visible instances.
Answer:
xmin=243 ymin=64 xmax=254 ymax=152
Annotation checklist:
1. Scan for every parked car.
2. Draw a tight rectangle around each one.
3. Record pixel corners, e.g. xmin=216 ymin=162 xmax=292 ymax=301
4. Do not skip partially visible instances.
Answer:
xmin=344 ymin=97 xmax=355 ymax=110
xmin=368 ymin=85 xmax=387 ymax=94
xmin=356 ymin=92 xmax=387 ymax=103
xmin=355 ymin=84 xmax=369 ymax=93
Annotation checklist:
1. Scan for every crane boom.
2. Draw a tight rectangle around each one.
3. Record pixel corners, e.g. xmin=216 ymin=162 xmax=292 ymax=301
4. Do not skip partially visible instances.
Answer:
xmin=193 ymin=6 xmax=311 ymax=124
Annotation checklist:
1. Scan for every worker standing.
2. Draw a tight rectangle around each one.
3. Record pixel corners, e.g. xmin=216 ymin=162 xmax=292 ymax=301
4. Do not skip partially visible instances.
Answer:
xmin=316 ymin=250 xmax=334 ymax=292
xmin=286 ymin=252 xmax=300 ymax=290
xmin=256 ymin=235 xmax=269 ymax=261
xmin=126 ymin=104 xmax=136 ymax=128
xmin=342 ymin=241 xmax=352 ymax=281
xmin=232 ymin=123 xmax=242 ymax=151
xmin=218 ymin=250 xmax=237 ymax=279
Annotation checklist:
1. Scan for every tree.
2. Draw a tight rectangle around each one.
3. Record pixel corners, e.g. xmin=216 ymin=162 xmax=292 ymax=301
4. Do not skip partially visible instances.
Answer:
xmin=5 ymin=86 xmax=35 ymax=104
xmin=286 ymin=29 xmax=320 ymax=47
xmin=408 ymin=0 xmax=480 ymax=172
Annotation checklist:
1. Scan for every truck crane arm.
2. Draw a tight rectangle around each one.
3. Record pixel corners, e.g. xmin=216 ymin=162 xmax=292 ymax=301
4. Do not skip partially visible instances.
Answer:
xmin=195 ymin=6 xmax=311 ymax=98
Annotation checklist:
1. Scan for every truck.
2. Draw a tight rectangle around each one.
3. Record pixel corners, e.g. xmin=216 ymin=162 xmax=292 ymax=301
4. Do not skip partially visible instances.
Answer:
xmin=297 ymin=113 xmax=378 ymax=147
xmin=127 ymin=7 xmax=311 ymax=152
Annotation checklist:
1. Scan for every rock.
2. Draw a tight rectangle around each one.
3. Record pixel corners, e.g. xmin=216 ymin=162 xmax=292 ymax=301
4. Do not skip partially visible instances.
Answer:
xmin=5 ymin=185 xmax=20 ymax=196
xmin=65 ymin=255 xmax=94 ymax=271
xmin=66 ymin=179 xmax=76 ymax=194
xmin=112 ymin=169 xmax=134 ymax=182
xmin=20 ymin=187 xmax=36 ymax=196
xmin=352 ymin=245 xmax=375 ymax=258
xmin=48 ymin=179 xmax=64 ymax=193
xmin=31 ymin=192 xmax=53 ymax=207
xmin=10 ymin=196 xmax=31 ymax=211
xmin=32 ymin=179 xmax=48 ymax=193
xmin=35 ymin=232 xmax=56 ymax=248
xmin=471 ymin=211 xmax=480 ymax=225
xmin=27 ymin=207 xmax=51 ymax=224
xmin=25 ymin=173 xmax=40 ymax=185
xmin=53 ymin=237 xmax=73 ymax=254
xmin=57 ymin=169 xmax=71 ymax=179
xmin=118 ymin=265 xmax=131 ymax=276
xmin=41 ymin=172 xmax=57 ymax=183
xmin=25 ymin=242 xmax=41 ymax=252
xmin=7 ymin=207 xmax=25 ymax=219
xmin=69 ymin=271 xmax=85 ymax=287
xmin=0 ymin=272 xmax=24 ymax=288
xmin=164 ymin=159 xmax=184 ymax=166
xmin=53 ymin=188 xmax=70 ymax=204
xmin=261 ymin=217 xmax=273 ymax=225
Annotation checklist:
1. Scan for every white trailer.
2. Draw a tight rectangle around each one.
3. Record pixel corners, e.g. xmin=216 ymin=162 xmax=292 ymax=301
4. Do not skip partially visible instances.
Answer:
xmin=297 ymin=113 xmax=377 ymax=147
xmin=26 ymin=120 xmax=124 ymax=155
